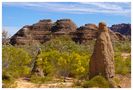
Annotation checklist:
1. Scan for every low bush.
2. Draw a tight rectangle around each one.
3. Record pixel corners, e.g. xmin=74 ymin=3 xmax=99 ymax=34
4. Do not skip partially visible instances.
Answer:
xmin=2 ymin=36 xmax=131 ymax=87
xmin=113 ymin=40 xmax=131 ymax=53
xmin=82 ymin=75 xmax=110 ymax=88
xmin=33 ymin=50 xmax=90 ymax=80
xmin=2 ymin=45 xmax=32 ymax=87
xmin=115 ymin=52 xmax=131 ymax=75
xmin=29 ymin=36 xmax=90 ymax=81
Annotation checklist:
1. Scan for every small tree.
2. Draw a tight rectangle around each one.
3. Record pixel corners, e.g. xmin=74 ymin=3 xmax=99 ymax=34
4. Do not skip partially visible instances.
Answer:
xmin=2 ymin=46 xmax=32 ymax=86
xmin=2 ymin=30 xmax=10 ymax=45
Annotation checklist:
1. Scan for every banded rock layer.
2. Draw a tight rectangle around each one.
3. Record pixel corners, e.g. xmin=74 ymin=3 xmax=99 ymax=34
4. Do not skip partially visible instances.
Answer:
xmin=10 ymin=19 xmax=127 ymax=45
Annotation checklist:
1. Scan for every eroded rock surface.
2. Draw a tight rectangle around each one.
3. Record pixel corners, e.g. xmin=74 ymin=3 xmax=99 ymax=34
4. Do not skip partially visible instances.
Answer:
xmin=10 ymin=19 xmax=128 ymax=45
xmin=89 ymin=22 xmax=115 ymax=80
xmin=72 ymin=24 xmax=98 ymax=44
xmin=110 ymin=23 xmax=131 ymax=36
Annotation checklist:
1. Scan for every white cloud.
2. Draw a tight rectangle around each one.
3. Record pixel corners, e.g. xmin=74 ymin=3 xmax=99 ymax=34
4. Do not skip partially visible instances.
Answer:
xmin=3 ymin=2 xmax=131 ymax=16
xmin=79 ymin=2 xmax=123 ymax=10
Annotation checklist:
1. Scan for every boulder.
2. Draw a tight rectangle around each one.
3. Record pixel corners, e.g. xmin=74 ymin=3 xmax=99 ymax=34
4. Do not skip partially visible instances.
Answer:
xmin=52 ymin=19 xmax=77 ymax=34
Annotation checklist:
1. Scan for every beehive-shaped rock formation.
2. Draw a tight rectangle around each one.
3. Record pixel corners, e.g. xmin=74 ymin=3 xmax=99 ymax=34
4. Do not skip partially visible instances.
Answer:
xmin=10 ymin=19 xmax=53 ymax=45
xmin=72 ymin=24 xmax=98 ymax=44
xmin=10 ymin=19 xmax=127 ymax=45
xmin=72 ymin=23 xmax=126 ymax=44
xmin=10 ymin=19 xmax=77 ymax=45
xmin=10 ymin=25 xmax=34 ymax=45
xmin=52 ymin=19 xmax=77 ymax=35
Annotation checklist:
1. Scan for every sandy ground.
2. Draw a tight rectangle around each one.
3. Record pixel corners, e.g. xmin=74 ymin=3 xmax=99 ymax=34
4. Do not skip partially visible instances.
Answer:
xmin=14 ymin=74 xmax=131 ymax=88
xmin=116 ymin=74 xmax=131 ymax=88
xmin=15 ymin=78 xmax=74 ymax=88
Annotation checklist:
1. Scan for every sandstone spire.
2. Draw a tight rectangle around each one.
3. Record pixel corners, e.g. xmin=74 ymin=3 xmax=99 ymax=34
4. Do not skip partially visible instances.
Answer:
xmin=89 ymin=22 xmax=115 ymax=80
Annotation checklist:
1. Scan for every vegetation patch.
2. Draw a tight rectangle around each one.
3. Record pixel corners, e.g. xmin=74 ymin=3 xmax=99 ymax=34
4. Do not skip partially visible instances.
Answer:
xmin=82 ymin=75 xmax=110 ymax=88
xmin=114 ymin=52 xmax=131 ymax=75
xmin=2 ymin=36 xmax=131 ymax=88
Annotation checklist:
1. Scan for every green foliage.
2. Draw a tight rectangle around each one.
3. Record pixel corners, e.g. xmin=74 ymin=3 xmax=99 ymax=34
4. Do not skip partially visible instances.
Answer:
xmin=82 ymin=76 xmax=110 ymax=88
xmin=34 ymin=50 xmax=90 ymax=79
xmin=113 ymin=40 xmax=131 ymax=75
xmin=42 ymin=36 xmax=90 ymax=55
xmin=113 ymin=77 xmax=120 ymax=85
xmin=68 ymin=52 xmax=90 ymax=78
xmin=2 ymin=36 xmax=131 ymax=87
xmin=2 ymin=45 xmax=32 ymax=86
xmin=113 ymin=40 xmax=131 ymax=53
xmin=29 ymin=36 xmax=90 ymax=80
xmin=36 ymin=50 xmax=59 ymax=76
xmin=114 ymin=52 xmax=131 ymax=75
xmin=2 ymin=70 xmax=15 ymax=88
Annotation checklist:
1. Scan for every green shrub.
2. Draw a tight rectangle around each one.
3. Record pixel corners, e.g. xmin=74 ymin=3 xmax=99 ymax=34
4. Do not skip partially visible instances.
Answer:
xmin=33 ymin=50 xmax=90 ymax=80
xmin=115 ymin=53 xmax=131 ymax=75
xmin=2 ymin=45 xmax=32 ymax=87
xmin=42 ymin=36 xmax=90 ymax=55
xmin=2 ymin=70 xmax=15 ymax=88
xmin=113 ymin=40 xmax=131 ymax=53
xmin=113 ymin=77 xmax=120 ymax=85
xmin=82 ymin=76 xmax=110 ymax=88
xmin=36 ymin=50 xmax=59 ymax=77
xmin=29 ymin=36 xmax=90 ymax=80
xmin=113 ymin=40 xmax=131 ymax=75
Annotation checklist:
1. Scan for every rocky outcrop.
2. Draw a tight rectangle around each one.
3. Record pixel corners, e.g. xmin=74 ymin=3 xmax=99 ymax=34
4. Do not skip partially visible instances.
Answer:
xmin=114 ymin=32 xmax=127 ymax=41
xmin=110 ymin=23 xmax=131 ymax=36
xmin=72 ymin=24 xmax=126 ymax=44
xmin=10 ymin=25 xmax=34 ymax=45
xmin=10 ymin=19 xmax=53 ymax=45
xmin=89 ymin=22 xmax=115 ymax=80
xmin=10 ymin=19 xmax=77 ymax=45
xmin=10 ymin=19 xmax=128 ymax=45
xmin=31 ymin=19 xmax=52 ymax=43
xmin=52 ymin=19 xmax=77 ymax=34
xmin=72 ymin=24 xmax=98 ymax=44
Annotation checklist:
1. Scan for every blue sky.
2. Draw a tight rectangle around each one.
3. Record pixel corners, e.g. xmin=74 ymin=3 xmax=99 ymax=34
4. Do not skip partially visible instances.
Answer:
xmin=2 ymin=2 xmax=131 ymax=36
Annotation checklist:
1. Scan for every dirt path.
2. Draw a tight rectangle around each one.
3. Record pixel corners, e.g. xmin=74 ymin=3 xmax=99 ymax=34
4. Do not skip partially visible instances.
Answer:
xmin=116 ymin=74 xmax=131 ymax=88
xmin=117 ymin=53 xmax=131 ymax=88
xmin=15 ymin=78 xmax=74 ymax=88
xmin=14 ymin=74 xmax=131 ymax=88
